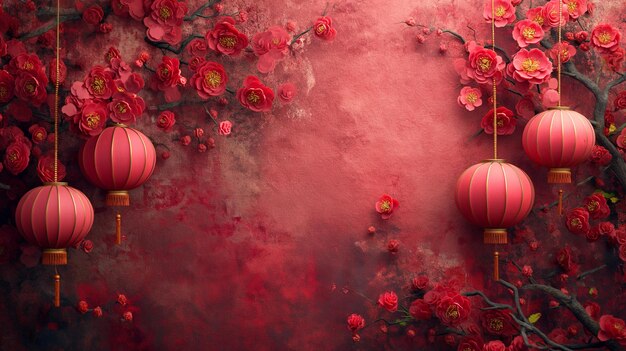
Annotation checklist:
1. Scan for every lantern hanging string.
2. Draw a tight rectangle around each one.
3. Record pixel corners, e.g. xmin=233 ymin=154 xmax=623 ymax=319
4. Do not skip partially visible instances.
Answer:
xmin=491 ymin=0 xmax=497 ymax=160
xmin=53 ymin=0 xmax=61 ymax=182
xmin=557 ymin=0 xmax=562 ymax=107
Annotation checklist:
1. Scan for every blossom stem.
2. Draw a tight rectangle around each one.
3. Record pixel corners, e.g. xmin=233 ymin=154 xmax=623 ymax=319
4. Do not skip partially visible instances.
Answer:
xmin=144 ymin=34 xmax=204 ymax=55
xmin=290 ymin=27 xmax=312 ymax=46
xmin=0 ymin=182 xmax=9 ymax=190
xmin=576 ymin=264 xmax=607 ymax=281
xmin=18 ymin=15 xmax=81 ymax=40
xmin=184 ymin=0 xmax=221 ymax=21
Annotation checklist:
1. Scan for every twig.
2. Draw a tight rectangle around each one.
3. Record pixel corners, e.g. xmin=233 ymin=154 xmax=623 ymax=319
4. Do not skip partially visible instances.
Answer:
xmin=577 ymin=264 xmax=607 ymax=281
xmin=184 ymin=0 xmax=220 ymax=21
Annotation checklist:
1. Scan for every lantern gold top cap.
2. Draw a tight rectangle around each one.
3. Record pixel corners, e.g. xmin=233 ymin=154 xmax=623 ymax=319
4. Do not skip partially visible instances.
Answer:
xmin=43 ymin=182 xmax=69 ymax=186
xmin=549 ymin=106 xmax=571 ymax=110
xmin=483 ymin=159 xmax=506 ymax=163
xmin=112 ymin=123 xmax=128 ymax=128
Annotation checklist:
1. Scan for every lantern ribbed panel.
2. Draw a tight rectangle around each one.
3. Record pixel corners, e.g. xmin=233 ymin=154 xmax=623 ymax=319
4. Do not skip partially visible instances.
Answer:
xmin=522 ymin=108 xmax=595 ymax=169
xmin=15 ymin=183 xmax=94 ymax=249
xmin=455 ymin=160 xmax=535 ymax=230
xmin=79 ymin=126 xmax=156 ymax=192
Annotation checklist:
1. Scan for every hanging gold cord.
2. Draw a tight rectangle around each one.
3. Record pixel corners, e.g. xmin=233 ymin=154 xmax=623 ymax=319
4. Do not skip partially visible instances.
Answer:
xmin=557 ymin=0 xmax=562 ymax=107
xmin=492 ymin=0 xmax=497 ymax=159
xmin=54 ymin=0 xmax=60 ymax=182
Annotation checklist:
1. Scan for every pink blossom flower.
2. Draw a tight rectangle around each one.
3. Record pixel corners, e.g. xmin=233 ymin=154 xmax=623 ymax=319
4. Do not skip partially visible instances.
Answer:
xmin=526 ymin=7 xmax=547 ymax=29
xmin=550 ymin=42 xmax=577 ymax=63
xmin=542 ymin=1 xmax=569 ymax=28
xmin=457 ymin=86 xmax=483 ymax=111
xmin=515 ymin=96 xmax=535 ymax=119
xmin=278 ymin=82 xmax=297 ymax=103
xmin=143 ymin=0 xmax=188 ymax=45
xmin=512 ymin=19 xmax=544 ymax=47
xmin=464 ymin=46 xmax=506 ymax=85
xmin=563 ymin=0 xmax=587 ymax=19
xmin=218 ymin=121 xmax=232 ymax=136
xmin=252 ymin=26 xmax=291 ymax=73
xmin=605 ymin=48 xmax=625 ymax=72
xmin=206 ymin=17 xmax=249 ymax=56
xmin=510 ymin=48 xmax=553 ymax=84
xmin=313 ymin=16 xmax=337 ymax=41
xmin=375 ymin=194 xmax=399 ymax=219
xmin=483 ymin=0 xmax=515 ymax=27
xmin=481 ymin=107 xmax=517 ymax=135
xmin=591 ymin=24 xmax=621 ymax=52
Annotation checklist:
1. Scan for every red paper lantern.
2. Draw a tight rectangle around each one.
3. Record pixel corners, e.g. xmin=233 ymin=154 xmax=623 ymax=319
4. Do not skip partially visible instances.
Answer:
xmin=79 ymin=124 xmax=156 ymax=206
xmin=15 ymin=182 xmax=94 ymax=265
xmin=522 ymin=107 xmax=595 ymax=183
xmin=455 ymin=159 xmax=535 ymax=244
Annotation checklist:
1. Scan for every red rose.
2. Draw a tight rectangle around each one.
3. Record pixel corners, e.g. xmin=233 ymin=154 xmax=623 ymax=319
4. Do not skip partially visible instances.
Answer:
xmin=615 ymin=91 xmax=626 ymax=110
xmin=194 ymin=128 xmax=204 ymax=138
xmin=187 ymin=38 xmax=208 ymax=56
xmin=78 ymin=101 xmax=108 ymax=136
xmin=198 ymin=143 xmax=207 ymax=153
xmin=457 ymin=335 xmax=483 ymax=351
xmin=482 ymin=340 xmax=505 ymax=351
xmin=3 ymin=140 xmax=30 ymax=175
xmin=122 ymin=311 xmax=133 ymax=321
xmin=409 ymin=299 xmax=432 ymax=320
xmin=93 ymin=306 xmax=103 ymax=317
xmin=375 ymin=194 xmax=399 ymax=219
xmin=236 ymin=76 xmax=274 ymax=112
xmin=411 ymin=275 xmax=429 ymax=290
xmin=81 ymin=239 xmax=93 ymax=253
xmin=180 ymin=135 xmax=191 ymax=145
xmin=481 ymin=107 xmax=516 ymax=135
xmin=157 ymin=110 xmax=176 ymax=131
xmin=206 ymin=17 xmax=248 ymax=56
xmin=598 ymin=315 xmax=626 ymax=345
xmin=37 ymin=154 xmax=66 ymax=182
xmin=14 ymin=71 xmax=48 ymax=106
xmin=117 ymin=294 xmax=128 ymax=306
xmin=83 ymin=5 xmax=104 ymax=25
xmin=480 ymin=310 xmax=517 ymax=336
xmin=278 ymin=83 xmax=297 ymax=103
xmin=0 ymin=70 xmax=15 ymax=104
xmin=190 ymin=61 xmax=228 ymax=99
xmin=108 ymin=92 xmax=145 ymax=125
xmin=313 ymin=16 xmax=337 ymax=41
xmin=84 ymin=65 xmax=115 ymax=99
xmin=590 ymin=145 xmax=612 ymax=166
xmin=565 ymin=207 xmax=590 ymax=235
xmin=346 ymin=314 xmax=365 ymax=332
xmin=435 ymin=294 xmax=471 ymax=326
xmin=377 ymin=291 xmax=398 ymax=312
xmin=28 ymin=124 xmax=47 ymax=144
xmin=188 ymin=56 xmax=206 ymax=72
xmin=218 ymin=121 xmax=232 ymax=136
xmin=584 ymin=193 xmax=610 ymax=220
xmin=77 ymin=300 xmax=89 ymax=314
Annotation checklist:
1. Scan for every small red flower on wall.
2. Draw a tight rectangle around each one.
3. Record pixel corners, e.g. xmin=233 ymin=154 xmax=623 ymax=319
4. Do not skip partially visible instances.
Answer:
xmin=434 ymin=294 xmax=471 ymax=326
xmin=236 ymin=76 xmax=274 ymax=112
xmin=37 ymin=154 xmax=66 ymax=182
xmin=598 ymin=315 xmax=626 ymax=345
xmin=144 ymin=0 xmax=188 ymax=45
xmin=387 ymin=239 xmax=400 ymax=253
xmin=457 ymin=86 xmax=482 ymax=111
xmin=252 ymin=26 xmax=291 ymax=73
xmin=481 ymin=310 xmax=517 ymax=336
xmin=157 ymin=110 xmax=176 ymax=131
xmin=375 ymin=194 xmax=399 ymax=220
xmin=590 ymin=145 xmax=612 ymax=166
xmin=206 ymin=17 xmax=249 ymax=56
xmin=313 ymin=17 xmax=337 ymax=41
xmin=377 ymin=291 xmax=398 ymax=312
xmin=77 ymin=300 xmax=89 ymax=314
xmin=346 ymin=314 xmax=365 ymax=332
xmin=565 ymin=208 xmax=591 ymax=235
xmin=409 ymin=299 xmax=432 ymax=320
xmin=481 ymin=107 xmax=516 ymax=135
xmin=190 ymin=61 xmax=228 ymax=99
xmin=591 ymin=24 xmax=621 ymax=53
xmin=584 ymin=193 xmax=610 ymax=220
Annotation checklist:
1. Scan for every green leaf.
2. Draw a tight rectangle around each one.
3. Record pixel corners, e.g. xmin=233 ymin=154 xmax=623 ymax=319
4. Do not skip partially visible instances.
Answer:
xmin=528 ymin=312 xmax=541 ymax=324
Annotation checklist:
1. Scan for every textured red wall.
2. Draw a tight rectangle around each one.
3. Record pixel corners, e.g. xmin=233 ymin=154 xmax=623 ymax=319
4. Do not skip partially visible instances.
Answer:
xmin=1 ymin=0 xmax=625 ymax=350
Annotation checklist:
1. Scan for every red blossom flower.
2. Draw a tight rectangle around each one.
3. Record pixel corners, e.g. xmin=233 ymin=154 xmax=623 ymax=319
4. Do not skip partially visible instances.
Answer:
xmin=615 ymin=91 xmax=626 ymax=110
xmin=597 ymin=221 xmax=616 ymax=238
xmin=591 ymin=24 xmax=621 ymax=53
xmin=526 ymin=7 xmax=547 ymax=29
xmin=180 ymin=135 xmax=191 ymax=145
xmin=598 ymin=315 xmax=626 ymax=345
xmin=190 ymin=61 xmax=228 ymax=99
xmin=346 ymin=314 xmax=365 ymax=332
xmin=584 ymin=193 xmax=610 ymax=220
xmin=605 ymin=48 xmax=625 ymax=72
xmin=188 ymin=56 xmax=206 ymax=72
xmin=387 ymin=239 xmax=400 ymax=253
xmin=556 ymin=246 xmax=577 ymax=273
xmin=154 ymin=56 xmax=183 ymax=90
xmin=252 ymin=26 xmax=291 ymax=73
xmin=377 ymin=291 xmax=398 ymax=312
xmin=411 ymin=275 xmax=429 ymax=290
xmin=510 ymin=48 xmax=553 ymax=84
xmin=236 ymin=76 xmax=274 ymax=112
xmin=198 ymin=143 xmax=207 ymax=153
xmin=313 ymin=16 xmax=337 ymax=41
xmin=375 ymin=194 xmax=399 ymax=219
xmin=77 ymin=300 xmax=89 ymax=314
xmin=585 ymin=301 xmax=601 ymax=319
xmin=81 ymin=240 xmax=93 ymax=253
xmin=278 ymin=83 xmax=297 ymax=103
xmin=108 ymin=92 xmax=145 ymax=124
xmin=14 ymin=70 xmax=48 ymax=106
xmin=483 ymin=0 xmax=516 ymax=27
xmin=117 ymin=294 xmax=128 ymax=306
xmin=512 ymin=19 xmax=544 ymax=47
xmin=122 ymin=311 xmax=133 ymax=321
xmin=481 ymin=107 xmax=516 ymax=135
xmin=28 ymin=124 xmax=47 ymax=145
xmin=457 ymin=335 xmax=483 ymax=351
xmin=481 ymin=310 xmax=517 ymax=336
xmin=79 ymin=100 xmax=108 ymax=136
xmin=218 ymin=121 xmax=232 ymax=136
xmin=435 ymin=294 xmax=471 ymax=326
xmin=37 ymin=154 xmax=66 ymax=182
xmin=157 ymin=110 xmax=175 ymax=131
xmin=458 ymin=86 xmax=482 ymax=111
xmin=409 ymin=299 xmax=432 ymax=320
xmin=84 ymin=65 xmax=115 ymax=100
xmin=483 ymin=340 xmax=506 ymax=351
xmin=83 ymin=5 xmax=104 ymax=25
xmin=93 ymin=306 xmax=103 ymax=317
xmin=144 ymin=0 xmax=187 ymax=45
xmin=565 ymin=207 xmax=590 ymax=235
xmin=549 ymin=42 xmax=576 ymax=63
xmin=590 ymin=145 xmax=612 ymax=166
xmin=465 ymin=46 xmax=506 ymax=85
xmin=542 ymin=0 xmax=569 ymax=28
xmin=563 ymin=0 xmax=587 ymax=19
xmin=187 ymin=38 xmax=208 ymax=56
xmin=3 ymin=140 xmax=30 ymax=175
xmin=0 ymin=70 xmax=15 ymax=104
xmin=206 ymin=17 xmax=249 ymax=56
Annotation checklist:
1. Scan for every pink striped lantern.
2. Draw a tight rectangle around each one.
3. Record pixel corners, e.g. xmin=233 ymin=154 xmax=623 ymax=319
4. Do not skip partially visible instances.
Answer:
xmin=15 ymin=182 xmax=94 ymax=265
xmin=522 ymin=107 xmax=595 ymax=184
xmin=455 ymin=159 xmax=535 ymax=245
xmin=79 ymin=124 xmax=156 ymax=244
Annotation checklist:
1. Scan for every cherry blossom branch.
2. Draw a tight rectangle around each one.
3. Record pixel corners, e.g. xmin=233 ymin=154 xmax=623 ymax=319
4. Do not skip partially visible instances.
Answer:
xmin=18 ymin=14 xmax=81 ymax=40
xmin=577 ymin=264 xmax=607 ymax=281
xmin=440 ymin=29 xmax=511 ymax=62
xmin=463 ymin=290 xmax=513 ymax=310
xmin=0 ymin=182 xmax=10 ymax=190
xmin=184 ymin=0 xmax=220 ymax=21
xmin=144 ymin=34 xmax=205 ymax=55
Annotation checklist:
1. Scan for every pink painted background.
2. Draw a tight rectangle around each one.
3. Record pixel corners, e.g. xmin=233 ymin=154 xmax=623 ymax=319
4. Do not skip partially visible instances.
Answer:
xmin=1 ymin=0 xmax=626 ymax=350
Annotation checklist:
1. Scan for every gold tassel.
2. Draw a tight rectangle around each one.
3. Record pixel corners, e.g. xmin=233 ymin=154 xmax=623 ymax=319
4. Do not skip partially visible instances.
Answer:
xmin=54 ymin=274 xmax=61 ymax=307
xmin=493 ymin=251 xmax=500 ymax=281
xmin=115 ymin=213 xmax=122 ymax=245
xmin=106 ymin=191 xmax=130 ymax=206
xmin=548 ymin=168 xmax=571 ymax=184
xmin=558 ymin=189 xmax=564 ymax=216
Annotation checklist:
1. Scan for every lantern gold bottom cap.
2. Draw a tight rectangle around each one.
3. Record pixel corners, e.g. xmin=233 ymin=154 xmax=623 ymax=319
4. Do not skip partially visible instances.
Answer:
xmin=484 ymin=228 xmax=507 ymax=244
xmin=106 ymin=191 xmax=130 ymax=207
xmin=42 ymin=249 xmax=67 ymax=265
xmin=548 ymin=168 xmax=571 ymax=184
